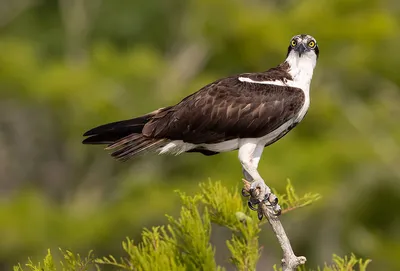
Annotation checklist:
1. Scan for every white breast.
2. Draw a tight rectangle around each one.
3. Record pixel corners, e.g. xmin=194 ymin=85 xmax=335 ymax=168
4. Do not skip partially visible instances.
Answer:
xmin=285 ymin=50 xmax=315 ymax=122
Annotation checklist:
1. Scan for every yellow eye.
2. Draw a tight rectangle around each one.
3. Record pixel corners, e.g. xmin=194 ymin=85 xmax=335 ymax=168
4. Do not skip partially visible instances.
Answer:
xmin=308 ymin=41 xmax=316 ymax=48
xmin=291 ymin=40 xmax=297 ymax=47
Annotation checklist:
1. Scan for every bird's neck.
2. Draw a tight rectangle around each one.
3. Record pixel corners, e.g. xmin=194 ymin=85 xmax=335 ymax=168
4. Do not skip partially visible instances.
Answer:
xmin=284 ymin=52 xmax=316 ymax=94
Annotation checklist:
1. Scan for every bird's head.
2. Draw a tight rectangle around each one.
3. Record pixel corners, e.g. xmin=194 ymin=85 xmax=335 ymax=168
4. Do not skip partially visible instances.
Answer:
xmin=287 ymin=34 xmax=319 ymax=60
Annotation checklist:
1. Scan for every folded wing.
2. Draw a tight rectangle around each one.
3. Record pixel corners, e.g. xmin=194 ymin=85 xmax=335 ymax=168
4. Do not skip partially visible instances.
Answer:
xmin=143 ymin=76 xmax=305 ymax=144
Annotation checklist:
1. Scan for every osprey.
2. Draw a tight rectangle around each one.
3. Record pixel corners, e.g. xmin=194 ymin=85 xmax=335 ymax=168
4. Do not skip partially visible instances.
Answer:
xmin=83 ymin=34 xmax=319 ymax=216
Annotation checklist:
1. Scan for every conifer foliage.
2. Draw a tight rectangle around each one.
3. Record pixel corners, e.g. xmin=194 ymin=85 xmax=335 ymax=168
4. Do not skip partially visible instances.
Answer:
xmin=14 ymin=180 xmax=370 ymax=271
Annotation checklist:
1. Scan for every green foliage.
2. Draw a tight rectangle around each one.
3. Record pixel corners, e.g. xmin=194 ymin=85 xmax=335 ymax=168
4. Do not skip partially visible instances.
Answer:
xmin=273 ymin=179 xmax=322 ymax=215
xmin=166 ymin=193 xmax=217 ymax=270
xmin=200 ymin=181 xmax=261 ymax=270
xmin=14 ymin=181 xmax=358 ymax=271
xmin=14 ymin=249 xmax=96 ymax=271
xmin=96 ymin=233 xmax=187 ymax=271
xmin=16 ymin=249 xmax=372 ymax=271
xmin=95 ymin=180 xmax=320 ymax=271
xmin=320 ymin=254 xmax=371 ymax=271
xmin=96 ymin=188 xmax=223 ymax=271
xmin=273 ymin=253 xmax=371 ymax=271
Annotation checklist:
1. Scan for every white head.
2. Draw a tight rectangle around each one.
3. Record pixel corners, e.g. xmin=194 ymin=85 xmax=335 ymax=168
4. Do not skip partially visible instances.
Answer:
xmin=283 ymin=34 xmax=318 ymax=87
xmin=280 ymin=34 xmax=319 ymax=95
xmin=285 ymin=34 xmax=318 ymax=70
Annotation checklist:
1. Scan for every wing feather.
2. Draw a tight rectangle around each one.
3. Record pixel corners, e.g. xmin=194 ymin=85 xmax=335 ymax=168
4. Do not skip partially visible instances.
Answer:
xmin=142 ymin=74 xmax=304 ymax=144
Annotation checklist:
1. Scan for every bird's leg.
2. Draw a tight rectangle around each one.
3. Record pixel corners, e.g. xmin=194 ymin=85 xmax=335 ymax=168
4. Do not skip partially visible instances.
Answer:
xmin=238 ymin=142 xmax=281 ymax=217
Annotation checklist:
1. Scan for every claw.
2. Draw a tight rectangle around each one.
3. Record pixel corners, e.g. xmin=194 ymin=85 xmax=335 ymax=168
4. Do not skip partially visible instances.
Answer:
xmin=249 ymin=188 xmax=262 ymax=200
xmin=274 ymin=207 xmax=282 ymax=216
xmin=263 ymin=193 xmax=279 ymax=206
xmin=249 ymin=197 xmax=260 ymax=204
xmin=247 ymin=201 xmax=258 ymax=211
xmin=248 ymin=197 xmax=260 ymax=212
xmin=243 ymin=180 xmax=282 ymax=218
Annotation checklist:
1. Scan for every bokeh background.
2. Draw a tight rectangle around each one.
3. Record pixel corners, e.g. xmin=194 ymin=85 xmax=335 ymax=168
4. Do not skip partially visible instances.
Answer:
xmin=0 ymin=0 xmax=399 ymax=270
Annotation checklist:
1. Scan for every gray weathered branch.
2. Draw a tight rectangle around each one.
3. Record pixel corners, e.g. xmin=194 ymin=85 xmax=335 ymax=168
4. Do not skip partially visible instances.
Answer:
xmin=243 ymin=179 xmax=306 ymax=271
xmin=263 ymin=205 xmax=306 ymax=270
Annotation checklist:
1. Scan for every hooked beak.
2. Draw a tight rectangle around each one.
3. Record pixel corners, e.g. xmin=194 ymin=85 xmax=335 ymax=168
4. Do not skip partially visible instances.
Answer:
xmin=296 ymin=43 xmax=307 ymax=57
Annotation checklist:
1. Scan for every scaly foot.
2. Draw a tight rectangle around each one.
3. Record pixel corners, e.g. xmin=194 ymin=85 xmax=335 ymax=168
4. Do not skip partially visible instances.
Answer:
xmin=242 ymin=179 xmax=281 ymax=219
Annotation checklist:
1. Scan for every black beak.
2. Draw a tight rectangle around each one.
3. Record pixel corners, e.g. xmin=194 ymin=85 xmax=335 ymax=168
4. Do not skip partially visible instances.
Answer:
xmin=296 ymin=43 xmax=307 ymax=57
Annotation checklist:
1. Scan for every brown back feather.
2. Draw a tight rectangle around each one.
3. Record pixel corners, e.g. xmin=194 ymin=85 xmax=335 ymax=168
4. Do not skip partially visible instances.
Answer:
xmin=142 ymin=72 xmax=304 ymax=144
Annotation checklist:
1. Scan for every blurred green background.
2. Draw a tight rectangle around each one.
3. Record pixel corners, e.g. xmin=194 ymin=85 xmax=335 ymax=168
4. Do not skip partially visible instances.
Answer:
xmin=0 ymin=0 xmax=399 ymax=270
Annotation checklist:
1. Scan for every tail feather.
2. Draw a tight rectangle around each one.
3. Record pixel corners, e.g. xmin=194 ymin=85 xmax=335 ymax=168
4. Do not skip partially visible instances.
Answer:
xmin=105 ymin=134 xmax=144 ymax=150
xmin=82 ymin=110 xmax=169 ymax=160
xmin=83 ymin=116 xmax=150 ymax=137
xmin=82 ymin=130 xmax=134 ymax=145
xmin=110 ymin=138 xmax=166 ymax=161
xmin=83 ymin=107 xmax=171 ymax=137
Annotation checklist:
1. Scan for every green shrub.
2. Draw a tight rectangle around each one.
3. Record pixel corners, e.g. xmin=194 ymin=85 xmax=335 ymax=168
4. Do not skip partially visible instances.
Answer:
xmin=15 ymin=180 xmax=370 ymax=271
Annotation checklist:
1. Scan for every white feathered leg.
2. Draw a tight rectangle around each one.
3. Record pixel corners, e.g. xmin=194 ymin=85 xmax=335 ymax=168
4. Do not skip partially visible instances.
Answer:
xmin=238 ymin=141 xmax=265 ymax=183
xmin=238 ymin=139 xmax=281 ymax=215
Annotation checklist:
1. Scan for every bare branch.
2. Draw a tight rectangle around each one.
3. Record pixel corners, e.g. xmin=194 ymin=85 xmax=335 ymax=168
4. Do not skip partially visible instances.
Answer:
xmin=243 ymin=179 xmax=306 ymax=271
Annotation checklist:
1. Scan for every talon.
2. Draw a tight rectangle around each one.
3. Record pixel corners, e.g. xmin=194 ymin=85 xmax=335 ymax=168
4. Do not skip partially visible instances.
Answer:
xmin=247 ymin=201 xmax=258 ymax=211
xmin=241 ymin=188 xmax=250 ymax=197
xmin=257 ymin=211 xmax=263 ymax=220
xmin=244 ymin=180 xmax=280 ymax=217
xmin=270 ymin=194 xmax=278 ymax=205
xmin=273 ymin=205 xmax=282 ymax=216
xmin=249 ymin=197 xmax=260 ymax=204
xmin=263 ymin=193 xmax=279 ymax=206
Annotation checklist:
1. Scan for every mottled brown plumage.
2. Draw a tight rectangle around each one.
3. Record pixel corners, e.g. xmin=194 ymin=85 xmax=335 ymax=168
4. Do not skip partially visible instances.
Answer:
xmin=83 ymin=63 xmax=304 ymax=159
xmin=142 ymin=76 xmax=304 ymax=144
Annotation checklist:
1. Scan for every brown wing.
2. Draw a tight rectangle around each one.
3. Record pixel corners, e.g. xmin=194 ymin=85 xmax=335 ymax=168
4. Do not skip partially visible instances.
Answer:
xmin=142 ymin=76 xmax=305 ymax=144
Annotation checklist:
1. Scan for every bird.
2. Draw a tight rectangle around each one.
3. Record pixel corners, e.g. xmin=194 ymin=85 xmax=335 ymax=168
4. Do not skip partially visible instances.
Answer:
xmin=83 ymin=34 xmax=319 ymax=217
